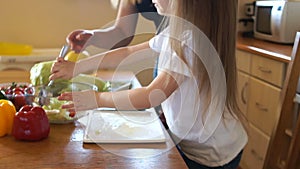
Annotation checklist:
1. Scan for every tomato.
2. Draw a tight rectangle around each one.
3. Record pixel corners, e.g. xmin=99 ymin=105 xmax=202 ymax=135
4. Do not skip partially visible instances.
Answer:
xmin=13 ymin=87 xmax=24 ymax=95
xmin=24 ymin=87 xmax=34 ymax=95
xmin=1 ymin=82 xmax=35 ymax=111
xmin=13 ymin=94 xmax=26 ymax=111
xmin=5 ymin=89 xmax=13 ymax=95
xmin=69 ymin=111 xmax=76 ymax=117
xmin=13 ymin=90 xmax=24 ymax=95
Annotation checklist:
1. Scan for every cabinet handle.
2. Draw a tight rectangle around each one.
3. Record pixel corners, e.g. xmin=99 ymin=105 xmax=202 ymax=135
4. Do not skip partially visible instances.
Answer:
xmin=255 ymin=102 xmax=268 ymax=112
xmin=241 ymin=82 xmax=248 ymax=104
xmin=251 ymin=149 xmax=264 ymax=161
xmin=258 ymin=66 xmax=272 ymax=74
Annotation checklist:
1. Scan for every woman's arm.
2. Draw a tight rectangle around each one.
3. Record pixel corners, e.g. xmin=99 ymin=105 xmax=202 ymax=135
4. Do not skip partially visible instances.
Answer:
xmin=59 ymin=70 xmax=183 ymax=111
xmin=89 ymin=0 xmax=140 ymax=49
xmin=67 ymin=0 xmax=139 ymax=52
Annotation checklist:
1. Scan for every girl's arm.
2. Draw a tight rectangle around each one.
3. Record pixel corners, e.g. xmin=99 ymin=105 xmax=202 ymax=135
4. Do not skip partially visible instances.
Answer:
xmin=50 ymin=41 xmax=152 ymax=80
xmin=75 ymin=41 xmax=152 ymax=75
xmin=59 ymin=70 xmax=182 ymax=111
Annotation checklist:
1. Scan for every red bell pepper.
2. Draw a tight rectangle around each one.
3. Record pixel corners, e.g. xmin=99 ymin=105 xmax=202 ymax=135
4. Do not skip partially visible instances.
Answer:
xmin=12 ymin=105 xmax=50 ymax=141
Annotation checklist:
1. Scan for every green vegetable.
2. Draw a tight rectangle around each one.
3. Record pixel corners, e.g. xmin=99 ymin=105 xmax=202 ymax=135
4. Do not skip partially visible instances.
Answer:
xmin=30 ymin=60 xmax=75 ymax=94
xmin=30 ymin=61 xmax=54 ymax=86
xmin=0 ymin=91 xmax=8 ymax=100
xmin=42 ymin=98 xmax=73 ymax=122
xmin=30 ymin=61 xmax=109 ymax=93
xmin=71 ymin=74 xmax=110 ymax=92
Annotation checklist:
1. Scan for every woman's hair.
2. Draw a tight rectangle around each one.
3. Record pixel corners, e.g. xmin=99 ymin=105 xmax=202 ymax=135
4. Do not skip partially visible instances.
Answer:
xmin=167 ymin=0 xmax=248 ymax=129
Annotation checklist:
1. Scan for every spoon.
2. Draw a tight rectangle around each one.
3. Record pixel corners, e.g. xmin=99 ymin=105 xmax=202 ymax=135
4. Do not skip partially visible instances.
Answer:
xmin=47 ymin=44 xmax=70 ymax=87
xmin=38 ymin=45 xmax=70 ymax=106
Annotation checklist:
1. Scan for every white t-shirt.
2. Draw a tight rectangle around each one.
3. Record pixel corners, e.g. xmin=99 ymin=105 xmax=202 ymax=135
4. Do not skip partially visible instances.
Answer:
xmin=149 ymin=28 xmax=248 ymax=167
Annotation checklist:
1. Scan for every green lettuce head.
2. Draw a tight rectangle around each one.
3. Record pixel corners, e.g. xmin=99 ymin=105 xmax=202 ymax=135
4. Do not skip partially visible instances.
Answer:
xmin=30 ymin=61 xmax=54 ymax=86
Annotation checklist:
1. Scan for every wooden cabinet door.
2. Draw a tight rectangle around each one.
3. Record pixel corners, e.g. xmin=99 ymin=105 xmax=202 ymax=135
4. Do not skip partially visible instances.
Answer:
xmin=241 ymin=124 xmax=270 ymax=169
xmin=237 ymin=71 xmax=249 ymax=116
xmin=251 ymin=54 xmax=286 ymax=88
xmin=247 ymin=77 xmax=281 ymax=136
xmin=236 ymin=50 xmax=251 ymax=73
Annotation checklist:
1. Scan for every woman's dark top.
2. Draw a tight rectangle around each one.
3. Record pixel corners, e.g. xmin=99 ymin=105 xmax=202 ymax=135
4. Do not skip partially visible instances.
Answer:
xmin=135 ymin=0 xmax=163 ymax=29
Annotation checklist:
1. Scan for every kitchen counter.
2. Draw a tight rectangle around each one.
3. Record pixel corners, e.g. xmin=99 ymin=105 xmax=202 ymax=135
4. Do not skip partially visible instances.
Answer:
xmin=0 ymin=71 xmax=188 ymax=169
xmin=237 ymin=33 xmax=293 ymax=63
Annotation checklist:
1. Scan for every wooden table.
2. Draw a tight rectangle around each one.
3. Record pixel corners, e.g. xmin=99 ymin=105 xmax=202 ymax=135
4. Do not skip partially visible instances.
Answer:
xmin=0 ymin=71 xmax=188 ymax=169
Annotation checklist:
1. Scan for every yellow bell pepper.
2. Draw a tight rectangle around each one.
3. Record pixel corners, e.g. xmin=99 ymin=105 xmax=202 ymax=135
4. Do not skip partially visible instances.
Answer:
xmin=0 ymin=99 xmax=16 ymax=137
xmin=65 ymin=51 xmax=88 ymax=62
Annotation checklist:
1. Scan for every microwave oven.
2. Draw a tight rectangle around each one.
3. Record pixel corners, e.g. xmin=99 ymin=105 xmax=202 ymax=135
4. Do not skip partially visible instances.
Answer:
xmin=253 ymin=1 xmax=300 ymax=44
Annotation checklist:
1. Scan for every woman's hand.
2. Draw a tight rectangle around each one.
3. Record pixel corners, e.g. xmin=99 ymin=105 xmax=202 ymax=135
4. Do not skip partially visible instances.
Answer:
xmin=49 ymin=57 xmax=76 ymax=80
xmin=58 ymin=90 xmax=99 ymax=112
xmin=67 ymin=29 xmax=94 ymax=53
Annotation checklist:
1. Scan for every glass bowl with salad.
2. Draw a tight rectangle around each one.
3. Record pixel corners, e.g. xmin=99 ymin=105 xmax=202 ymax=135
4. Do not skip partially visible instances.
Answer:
xmin=33 ymin=81 xmax=101 ymax=124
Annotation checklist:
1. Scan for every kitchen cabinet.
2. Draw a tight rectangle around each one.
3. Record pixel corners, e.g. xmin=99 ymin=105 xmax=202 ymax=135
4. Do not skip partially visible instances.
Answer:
xmin=0 ymin=61 xmax=34 ymax=84
xmin=236 ymin=50 xmax=288 ymax=169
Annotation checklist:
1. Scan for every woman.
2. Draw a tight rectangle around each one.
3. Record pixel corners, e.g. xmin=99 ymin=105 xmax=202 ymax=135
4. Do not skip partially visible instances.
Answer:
xmin=52 ymin=0 xmax=248 ymax=168
xmin=67 ymin=0 xmax=163 ymax=52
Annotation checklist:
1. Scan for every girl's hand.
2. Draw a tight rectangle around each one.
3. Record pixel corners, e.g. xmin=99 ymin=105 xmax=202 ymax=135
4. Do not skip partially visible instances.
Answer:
xmin=58 ymin=90 xmax=99 ymax=112
xmin=49 ymin=57 xmax=76 ymax=80
xmin=67 ymin=29 xmax=94 ymax=53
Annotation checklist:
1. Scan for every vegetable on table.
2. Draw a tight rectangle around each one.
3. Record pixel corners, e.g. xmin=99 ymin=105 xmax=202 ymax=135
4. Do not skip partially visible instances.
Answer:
xmin=12 ymin=105 xmax=50 ymax=141
xmin=30 ymin=60 xmax=109 ymax=92
xmin=0 ymin=91 xmax=8 ymax=100
xmin=0 ymin=99 xmax=17 ymax=137
xmin=0 ymin=82 xmax=35 ymax=111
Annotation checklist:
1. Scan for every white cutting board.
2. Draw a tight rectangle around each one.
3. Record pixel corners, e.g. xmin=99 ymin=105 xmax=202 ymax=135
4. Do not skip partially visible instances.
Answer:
xmin=83 ymin=109 xmax=166 ymax=143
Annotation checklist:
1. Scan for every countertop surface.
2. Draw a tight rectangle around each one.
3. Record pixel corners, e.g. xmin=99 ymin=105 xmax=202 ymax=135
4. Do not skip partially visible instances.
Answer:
xmin=236 ymin=33 xmax=294 ymax=63
xmin=0 ymin=71 xmax=188 ymax=169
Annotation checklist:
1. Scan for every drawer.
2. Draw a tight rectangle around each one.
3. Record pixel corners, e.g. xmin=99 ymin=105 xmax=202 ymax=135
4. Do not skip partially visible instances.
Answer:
xmin=251 ymin=54 xmax=286 ymax=87
xmin=247 ymin=77 xmax=281 ymax=136
xmin=236 ymin=50 xmax=251 ymax=73
xmin=241 ymin=124 xmax=270 ymax=169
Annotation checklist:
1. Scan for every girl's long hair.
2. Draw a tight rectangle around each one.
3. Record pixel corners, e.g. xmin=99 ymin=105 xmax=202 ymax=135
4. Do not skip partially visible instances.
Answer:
xmin=167 ymin=0 xmax=248 ymax=130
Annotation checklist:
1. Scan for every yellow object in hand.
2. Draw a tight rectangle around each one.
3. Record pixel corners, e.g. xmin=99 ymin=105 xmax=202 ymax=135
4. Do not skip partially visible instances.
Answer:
xmin=65 ymin=51 xmax=88 ymax=62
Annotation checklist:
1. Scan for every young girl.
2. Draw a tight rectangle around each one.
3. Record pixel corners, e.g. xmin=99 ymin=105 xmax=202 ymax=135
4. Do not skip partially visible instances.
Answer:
xmin=51 ymin=0 xmax=248 ymax=168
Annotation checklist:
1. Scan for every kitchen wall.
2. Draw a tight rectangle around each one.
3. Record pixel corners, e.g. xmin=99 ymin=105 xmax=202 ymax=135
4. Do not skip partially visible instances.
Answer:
xmin=0 ymin=0 xmax=157 ymax=85
xmin=0 ymin=0 xmax=156 ymax=48
xmin=0 ymin=0 xmax=287 ymax=85
xmin=1 ymin=0 xmax=286 ymax=48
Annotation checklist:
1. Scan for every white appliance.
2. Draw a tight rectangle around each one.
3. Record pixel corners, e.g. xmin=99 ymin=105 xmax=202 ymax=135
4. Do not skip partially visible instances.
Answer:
xmin=254 ymin=1 xmax=300 ymax=44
